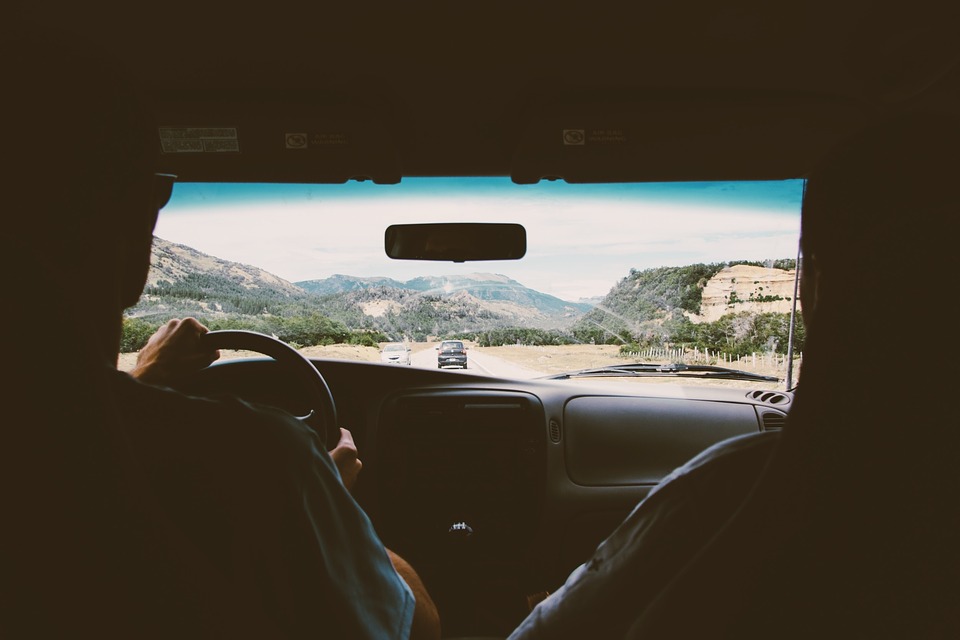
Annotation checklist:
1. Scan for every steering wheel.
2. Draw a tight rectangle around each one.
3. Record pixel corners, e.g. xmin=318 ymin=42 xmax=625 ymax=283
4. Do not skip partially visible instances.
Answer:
xmin=200 ymin=330 xmax=339 ymax=449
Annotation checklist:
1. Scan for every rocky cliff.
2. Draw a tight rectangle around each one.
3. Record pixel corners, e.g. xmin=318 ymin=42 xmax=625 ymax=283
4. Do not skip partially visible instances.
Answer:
xmin=687 ymin=264 xmax=800 ymax=323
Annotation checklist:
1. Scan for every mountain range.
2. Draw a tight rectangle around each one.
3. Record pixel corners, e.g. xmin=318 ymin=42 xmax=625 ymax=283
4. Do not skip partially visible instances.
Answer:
xmin=297 ymin=273 xmax=592 ymax=321
xmin=134 ymin=238 xmax=592 ymax=336
xmin=134 ymin=237 xmax=798 ymax=345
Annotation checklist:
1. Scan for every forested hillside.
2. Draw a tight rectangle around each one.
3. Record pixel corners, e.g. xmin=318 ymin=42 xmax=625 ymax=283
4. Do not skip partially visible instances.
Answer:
xmin=127 ymin=239 xmax=365 ymax=350
xmin=124 ymin=238 xmax=804 ymax=358
xmin=123 ymin=238 xmax=591 ymax=350
xmin=567 ymin=259 xmax=803 ymax=356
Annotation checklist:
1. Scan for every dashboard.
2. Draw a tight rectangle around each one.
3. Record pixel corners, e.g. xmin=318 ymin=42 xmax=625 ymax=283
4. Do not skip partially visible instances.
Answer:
xmin=177 ymin=357 xmax=791 ymax=636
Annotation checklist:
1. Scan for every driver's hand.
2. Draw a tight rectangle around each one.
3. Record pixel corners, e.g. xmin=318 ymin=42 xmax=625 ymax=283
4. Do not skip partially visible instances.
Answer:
xmin=130 ymin=317 xmax=220 ymax=385
xmin=330 ymin=428 xmax=362 ymax=493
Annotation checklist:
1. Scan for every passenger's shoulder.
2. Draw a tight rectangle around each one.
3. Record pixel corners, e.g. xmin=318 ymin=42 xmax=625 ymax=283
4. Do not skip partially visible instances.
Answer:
xmin=686 ymin=431 xmax=780 ymax=470
xmin=652 ymin=431 xmax=779 ymax=498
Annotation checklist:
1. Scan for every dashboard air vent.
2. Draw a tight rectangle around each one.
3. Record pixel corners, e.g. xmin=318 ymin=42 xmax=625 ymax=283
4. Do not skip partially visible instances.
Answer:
xmin=549 ymin=419 xmax=561 ymax=443
xmin=761 ymin=411 xmax=787 ymax=432
xmin=747 ymin=390 xmax=791 ymax=407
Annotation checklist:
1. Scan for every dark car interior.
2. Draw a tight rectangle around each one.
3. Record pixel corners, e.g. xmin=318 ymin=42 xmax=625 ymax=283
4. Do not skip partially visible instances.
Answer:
xmin=11 ymin=2 xmax=960 ymax=638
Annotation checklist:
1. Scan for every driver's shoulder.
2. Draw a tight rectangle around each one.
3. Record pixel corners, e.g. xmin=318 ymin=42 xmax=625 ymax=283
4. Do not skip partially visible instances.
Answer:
xmin=109 ymin=368 xmax=324 ymax=469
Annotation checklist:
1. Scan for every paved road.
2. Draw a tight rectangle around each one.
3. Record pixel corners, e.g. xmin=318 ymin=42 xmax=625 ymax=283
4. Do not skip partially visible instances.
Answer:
xmin=408 ymin=344 xmax=544 ymax=379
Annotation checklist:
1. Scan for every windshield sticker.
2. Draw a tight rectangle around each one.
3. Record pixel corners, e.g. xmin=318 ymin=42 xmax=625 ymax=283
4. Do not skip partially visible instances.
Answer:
xmin=285 ymin=132 xmax=350 ymax=149
xmin=285 ymin=133 xmax=308 ymax=149
xmin=588 ymin=128 xmax=627 ymax=144
xmin=311 ymin=133 xmax=349 ymax=146
xmin=563 ymin=128 xmax=628 ymax=145
xmin=159 ymin=127 xmax=240 ymax=153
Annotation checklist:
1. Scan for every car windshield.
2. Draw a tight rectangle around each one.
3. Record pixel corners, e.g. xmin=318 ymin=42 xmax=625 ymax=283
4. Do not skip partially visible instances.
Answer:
xmin=383 ymin=344 xmax=406 ymax=352
xmin=122 ymin=178 xmax=804 ymax=388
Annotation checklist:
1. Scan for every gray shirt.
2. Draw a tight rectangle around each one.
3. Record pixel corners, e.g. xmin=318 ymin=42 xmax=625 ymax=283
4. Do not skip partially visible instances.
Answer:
xmin=509 ymin=431 xmax=779 ymax=640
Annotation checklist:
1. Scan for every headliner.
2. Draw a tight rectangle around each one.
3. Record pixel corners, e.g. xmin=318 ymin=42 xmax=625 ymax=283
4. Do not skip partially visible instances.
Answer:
xmin=14 ymin=2 xmax=960 ymax=182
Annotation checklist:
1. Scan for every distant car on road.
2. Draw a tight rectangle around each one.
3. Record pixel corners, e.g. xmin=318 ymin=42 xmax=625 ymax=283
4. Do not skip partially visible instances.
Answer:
xmin=436 ymin=340 xmax=468 ymax=369
xmin=380 ymin=342 xmax=412 ymax=365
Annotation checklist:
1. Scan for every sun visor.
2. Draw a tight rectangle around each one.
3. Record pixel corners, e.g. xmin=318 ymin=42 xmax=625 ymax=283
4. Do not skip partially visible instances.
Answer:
xmin=152 ymin=92 xmax=402 ymax=184
xmin=510 ymin=91 xmax=869 ymax=184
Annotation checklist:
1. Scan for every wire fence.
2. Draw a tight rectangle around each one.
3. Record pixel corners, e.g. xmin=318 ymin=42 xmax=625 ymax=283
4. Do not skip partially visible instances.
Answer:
xmin=619 ymin=346 xmax=802 ymax=378
xmin=491 ymin=343 xmax=802 ymax=387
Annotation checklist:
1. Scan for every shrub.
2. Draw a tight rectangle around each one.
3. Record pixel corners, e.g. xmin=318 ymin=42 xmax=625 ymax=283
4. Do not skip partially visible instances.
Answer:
xmin=120 ymin=317 xmax=160 ymax=352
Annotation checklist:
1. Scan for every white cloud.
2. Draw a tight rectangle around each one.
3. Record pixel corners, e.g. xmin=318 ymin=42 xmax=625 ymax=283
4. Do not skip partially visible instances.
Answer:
xmin=156 ymin=187 xmax=800 ymax=300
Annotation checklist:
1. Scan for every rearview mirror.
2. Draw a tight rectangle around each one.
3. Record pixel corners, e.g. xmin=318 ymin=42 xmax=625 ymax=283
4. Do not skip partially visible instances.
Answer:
xmin=385 ymin=223 xmax=526 ymax=262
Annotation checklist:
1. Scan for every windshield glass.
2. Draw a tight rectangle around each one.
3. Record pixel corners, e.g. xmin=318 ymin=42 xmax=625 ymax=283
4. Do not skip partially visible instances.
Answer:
xmin=121 ymin=178 xmax=804 ymax=388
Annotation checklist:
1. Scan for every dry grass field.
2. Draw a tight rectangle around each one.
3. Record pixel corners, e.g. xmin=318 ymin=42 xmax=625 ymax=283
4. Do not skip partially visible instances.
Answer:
xmin=119 ymin=341 xmax=799 ymax=388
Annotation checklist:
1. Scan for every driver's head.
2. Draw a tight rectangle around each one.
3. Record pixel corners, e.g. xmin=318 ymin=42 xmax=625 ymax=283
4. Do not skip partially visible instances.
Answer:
xmin=12 ymin=30 xmax=160 ymax=294
xmin=10 ymin=29 xmax=165 ymax=358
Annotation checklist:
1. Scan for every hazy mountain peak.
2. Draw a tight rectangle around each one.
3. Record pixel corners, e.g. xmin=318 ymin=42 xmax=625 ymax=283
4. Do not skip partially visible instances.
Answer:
xmin=293 ymin=272 xmax=593 ymax=329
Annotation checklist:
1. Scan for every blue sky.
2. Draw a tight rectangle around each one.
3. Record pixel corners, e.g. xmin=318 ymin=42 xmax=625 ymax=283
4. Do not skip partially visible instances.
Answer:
xmin=156 ymin=178 xmax=803 ymax=301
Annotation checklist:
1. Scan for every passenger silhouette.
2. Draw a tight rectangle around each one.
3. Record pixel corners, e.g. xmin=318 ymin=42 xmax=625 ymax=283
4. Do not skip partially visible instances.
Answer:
xmin=510 ymin=112 xmax=960 ymax=639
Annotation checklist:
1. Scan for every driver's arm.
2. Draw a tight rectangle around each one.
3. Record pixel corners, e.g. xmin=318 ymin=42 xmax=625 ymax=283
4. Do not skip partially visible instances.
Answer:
xmin=331 ymin=432 xmax=439 ymax=637
xmin=130 ymin=318 xmax=441 ymax=637
xmin=330 ymin=432 xmax=438 ymax=637
xmin=388 ymin=549 xmax=441 ymax=640
xmin=329 ymin=427 xmax=362 ymax=492
xmin=128 ymin=317 xmax=219 ymax=384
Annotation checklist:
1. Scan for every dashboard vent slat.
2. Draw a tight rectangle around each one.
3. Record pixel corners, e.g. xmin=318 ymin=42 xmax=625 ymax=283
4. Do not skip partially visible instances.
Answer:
xmin=761 ymin=411 xmax=787 ymax=432
xmin=549 ymin=419 xmax=562 ymax=443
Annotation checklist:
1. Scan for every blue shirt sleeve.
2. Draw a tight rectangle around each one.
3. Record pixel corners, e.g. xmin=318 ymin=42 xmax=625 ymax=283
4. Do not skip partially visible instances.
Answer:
xmin=115 ymin=371 xmax=416 ymax=640
xmin=246 ymin=407 xmax=416 ymax=639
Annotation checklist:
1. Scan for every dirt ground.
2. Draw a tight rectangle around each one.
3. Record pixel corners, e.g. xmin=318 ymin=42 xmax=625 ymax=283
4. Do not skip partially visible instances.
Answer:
xmin=474 ymin=344 xmax=799 ymax=387
xmin=116 ymin=342 xmax=617 ymax=373
xmin=116 ymin=343 xmax=383 ymax=371
xmin=477 ymin=344 xmax=623 ymax=374
xmin=119 ymin=341 xmax=799 ymax=386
